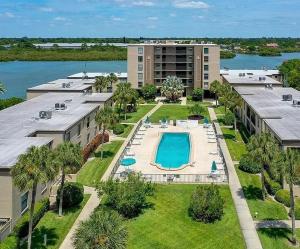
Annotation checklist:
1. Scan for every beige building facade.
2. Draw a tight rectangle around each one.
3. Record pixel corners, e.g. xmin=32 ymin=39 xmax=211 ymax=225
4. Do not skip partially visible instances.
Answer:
xmin=127 ymin=42 xmax=221 ymax=95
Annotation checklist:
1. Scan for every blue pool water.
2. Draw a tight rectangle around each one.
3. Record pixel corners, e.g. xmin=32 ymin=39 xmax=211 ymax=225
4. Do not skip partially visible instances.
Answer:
xmin=155 ymin=133 xmax=190 ymax=169
xmin=121 ymin=158 xmax=136 ymax=166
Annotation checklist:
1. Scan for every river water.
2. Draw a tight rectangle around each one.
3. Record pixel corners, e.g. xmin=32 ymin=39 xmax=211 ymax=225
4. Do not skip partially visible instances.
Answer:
xmin=0 ymin=53 xmax=300 ymax=99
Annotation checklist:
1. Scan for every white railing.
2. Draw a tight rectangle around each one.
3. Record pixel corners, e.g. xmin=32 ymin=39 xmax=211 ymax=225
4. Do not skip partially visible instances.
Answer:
xmin=0 ymin=218 xmax=11 ymax=241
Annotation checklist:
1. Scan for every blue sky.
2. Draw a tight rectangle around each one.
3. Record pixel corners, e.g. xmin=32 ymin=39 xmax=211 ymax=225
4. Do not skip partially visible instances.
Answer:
xmin=0 ymin=0 xmax=299 ymax=37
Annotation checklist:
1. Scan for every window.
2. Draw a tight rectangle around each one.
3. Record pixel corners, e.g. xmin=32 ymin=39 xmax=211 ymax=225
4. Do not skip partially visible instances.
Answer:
xmin=87 ymin=133 xmax=90 ymax=143
xmin=204 ymin=47 xmax=209 ymax=54
xmin=204 ymin=82 xmax=209 ymax=89
xmin=204 ymin=65 xmax=209 ymax=71
xmin=65 ymin=131 xmax=71 ymax=141
xmin=138 ymin=73 xmax=143 ymax=81
xmin=138 ymin=56 xmax=143 ymax=63
xmin=138 ymin=82 xmax=143 ymax=88
xmin=204 ymin=74 xmax=209 ymax=80
xmin=155 ymin=79 xmax=160 ymax=84
xmin=188 ymin=79 xmax=193 ymax=84
xmin=204 ymin=56 xmax=209 ymax=62
xmin=86 ymin=116 xmax=90 ymax=128
xmin=138 ymin=64 xmax=143 ymax=71
xmin=77 ymin=123 xmax=81 ymax=136
xmin=155 ymin=55 xmax=160 ymax=59
xmin=138 ymin=47 xmax=143 ymax=54
xmin=21 ymin=192 xmax=29 ymax=213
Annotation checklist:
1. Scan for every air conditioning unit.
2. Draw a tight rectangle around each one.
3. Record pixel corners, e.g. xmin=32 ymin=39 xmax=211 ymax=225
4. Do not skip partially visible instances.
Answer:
xmin=39 ymin=111 xmax=52 ymax=119
xmin=238 ymin=73 xmax=245 ymax=77
xmin=293 ymin=99 xmax=300 ymax=106
xmin=259 ymin=76 xmax=266 ymax=81
xmin=65 ymin=83 xmax=71 ymax=88
xmin=282 ymin=94 xmax=293 ymax=101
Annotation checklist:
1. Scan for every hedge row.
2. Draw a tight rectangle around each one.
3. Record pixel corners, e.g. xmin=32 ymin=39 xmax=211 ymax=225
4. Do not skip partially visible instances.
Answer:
xmin=238 ymin=154 xmax=260 ymax=174
xmin=264 ymin=172 xmax=281 ymax=196
xmin=82 ymin=132 xmax=109 ymax=162
xmin=0 ymin=235 xmax=18 ymax=249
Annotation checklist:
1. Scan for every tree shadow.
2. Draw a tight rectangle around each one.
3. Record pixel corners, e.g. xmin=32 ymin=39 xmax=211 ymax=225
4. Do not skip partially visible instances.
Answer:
xmin=259 ymin=228 xmax=292 ymax=243
xmin=223 ymin=133 xmax=236 ymax=140
xmin=240 ymin=185 xmax=262 ymax=200
xmin=94 ymin=150 xmax=114 ymax=159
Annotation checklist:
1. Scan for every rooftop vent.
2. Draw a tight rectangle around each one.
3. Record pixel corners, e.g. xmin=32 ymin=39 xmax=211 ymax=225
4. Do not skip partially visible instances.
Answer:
xmin=55 ymin=103 xmax=67 ymax=110
xmin=265 ymin=83 xmax=273 ymax=89
xmin=282 ymin=94 xmax=293 ymax=101
xmin=259 ymin=76 xmax=266 ymax=81
xmin=62 ymin=82 xmax=71 ymax=88
xmin=292 ymin=99 xmax=300 ymax=107
xmin=238 ymin=73 xmax=246 ymax=77
xmin=39 ymin=111 xmax=52 ymax=119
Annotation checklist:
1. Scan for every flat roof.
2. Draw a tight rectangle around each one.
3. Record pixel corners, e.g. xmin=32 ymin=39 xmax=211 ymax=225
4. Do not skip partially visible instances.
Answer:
xmin=235 ymin=87 xmax=300 ymax=142
xmin=34 ymin=43 xmax=128 ymax=47
xmin=223 ymin=75 xmax=281 ymax=85
xmin=128 ymin=43 xmax=218 ymax=46
xmin=28 ymin=79 xmax=95 ymax=92
xmin=68 ymin=72 xmax=127 ymax=79
xmin=220 ymin=69 xmax=280 ymax=76
xmin=0 ymin=92 xmax=112 ymax=168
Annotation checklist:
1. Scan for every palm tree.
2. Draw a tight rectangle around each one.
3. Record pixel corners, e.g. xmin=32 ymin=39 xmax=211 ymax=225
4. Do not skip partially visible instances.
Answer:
xmin=106 ymin=73 xmax=119 ymax=92
xmin=161 ymin=76 xmax=184 ymax=102
xmin=11 ymin=146 xmax=57 ymax=249
xmin=52 ymin=142 xmax=83 ymax=217
xmin=94 ymin=76 xmax=108 ymax=93
xmin=218 ymin=83 xmax=232 ymax=112
xmin=0 ymin=82 xmax=6 ymax=94
xmin=73 ymin=209 xmax=128 ymax=249
xmin=209 ymin=80 xmax=221 ymax=107
xmin=113 ymin=83 xmax=135 ymax=120
xmin=282 ymin=149 xmax=300 ymax=245
xmin=95 ymin=106 xmax=117 ymax=159
xmin=228 ymin=91 xmax=243 ymax=132
xmin=247 ymin=133 xmax=279 ymax=200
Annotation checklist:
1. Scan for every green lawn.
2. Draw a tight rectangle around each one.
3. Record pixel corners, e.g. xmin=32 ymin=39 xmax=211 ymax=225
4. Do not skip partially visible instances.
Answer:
xmin=119 ymin=124 xmax=134 ymax=138
xmin=21 ymin=195 xmax=90 ymax=249
xmin=126 ymin=184 xmax=246 ymax=249
xmin=236 ymin=166 xmax=288 ymax=220
xmin=221 ymin=127 xmax=247 ymax=161
xmin=150 ymin=105 xmax=210 ymax=123
xmin=214 ymin=106 xmax=226 ymax=115
xmin=121 ymin=105 xmax=155 ymax=123
xmin=258 ymin=228 xmax=300 ymax=249
xmin=77 ymin=141 xmax=123 ymax=187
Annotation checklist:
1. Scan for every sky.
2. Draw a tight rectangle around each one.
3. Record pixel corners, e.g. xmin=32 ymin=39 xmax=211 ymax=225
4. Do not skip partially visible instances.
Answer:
xmin=0 ymin=0 xmax=299 ymax=38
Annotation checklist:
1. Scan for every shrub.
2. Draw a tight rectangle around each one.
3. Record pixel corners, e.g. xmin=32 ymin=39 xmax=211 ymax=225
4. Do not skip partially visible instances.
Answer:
xmin=0 ymin=235 xmax=18 ymax=249
xmin=238 ymin=154 xmax=261 ymax=174
xmin=82 ymin=132 xmax=109 ymax=161
xmin=141 ymin=84 xmax=157 ymax=100
xmin=188 ymin=184 xmax=224 ymax=223
xmin=13 ymin=198 xmax=49 ymax=238
xmin=264 ymin=172 xmax=281 ymax=195
xmin=113 ymin=124 xmax=125 ymax=135
xmin=98 ymin=173 xmax=155 ymax=218
xmin=188 ymin=103 xmax=205 ymax=116
xmin=223 ymin=111 xmax=235 ymax=126
xmin=56 ymin=182 xmax=84 ymax=209
xmin=192 ymin=88 xmax=203 ymax=101
xmin=275 ymin=189 xmax=290 ymax=207
xmin=187 ymin=96 xmax=193 ymax=102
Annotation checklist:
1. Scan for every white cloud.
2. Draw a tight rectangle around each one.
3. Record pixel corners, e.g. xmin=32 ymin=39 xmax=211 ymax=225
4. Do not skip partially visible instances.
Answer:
xmin=0 ymin=12 xmax=15 ymax=18
xmin=147 ymin=16 xmax=158 ymax=20
xmin=111 ymin=16 xmax=124 ymax=21
xmin=39 ymin=7 xmax=53 ymax=12
xmin=54 ymin=16 xmax=67 ymax=21
xmin=169 ymin=13 xmax=176 ymax=17
xmin=132 ymin=1 xmax=155 ymax=6
xmin=147 ymin=24 xmax=156 ymax=29
xmin=193 ymin=15 xmax=204 ymax=19
xmin=173 ymin=1 xmax=209 ymax=9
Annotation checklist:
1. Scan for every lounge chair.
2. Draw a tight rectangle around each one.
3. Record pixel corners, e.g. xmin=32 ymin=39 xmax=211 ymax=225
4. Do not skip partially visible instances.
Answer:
xmin=131 ymin=140 xmax=141 ymax=145
xmin=209 ymin=151 xmax=218 ymax=155
xmin=125 ymin=150 xmax=135 ymax=156
xmin=207 ymin=135 xmax=217 ymax=140
xmin=134 ymin=135 xmax=143 ymax=140
xmin=139 ymin=127 xmax=146 ymax=132
xmin=208 ymin=139 xmax=217 ymax=143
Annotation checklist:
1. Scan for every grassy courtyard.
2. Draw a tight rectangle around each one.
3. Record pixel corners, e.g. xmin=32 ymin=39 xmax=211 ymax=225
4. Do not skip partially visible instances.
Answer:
xmin=150 ymin=104 xmax=210 ymax=123
xmin=119 ymin=124 xmax=134 ymax=138
xmin=20 ymin=195 xmax=90 ymax=249
xmin=121 ymin=104 xmax=155 ymax=123
xmin=126 ymin=184 xmax=246 ymax=249
xmin=77 ymin=141 xmax=123 ymax=187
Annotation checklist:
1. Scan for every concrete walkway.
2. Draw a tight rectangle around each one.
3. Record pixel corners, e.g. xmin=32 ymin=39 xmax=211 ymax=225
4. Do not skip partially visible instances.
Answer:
xmin=255 ymin=220 xmax=300 ymax=229
xmin=59 ymin=186 xmax=100 ymax=249
xmin=208 ymin=107 xmax=263 ymax=249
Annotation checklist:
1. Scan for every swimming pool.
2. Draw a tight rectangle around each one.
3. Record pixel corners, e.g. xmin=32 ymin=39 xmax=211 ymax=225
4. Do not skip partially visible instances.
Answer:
xmin=155 ymin=132 xmax=191 ymax=170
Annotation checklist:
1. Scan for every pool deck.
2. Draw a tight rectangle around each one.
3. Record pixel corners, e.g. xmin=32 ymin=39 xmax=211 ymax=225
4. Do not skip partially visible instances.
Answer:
xmin=116 ymin=124 xmax=223 ymax=175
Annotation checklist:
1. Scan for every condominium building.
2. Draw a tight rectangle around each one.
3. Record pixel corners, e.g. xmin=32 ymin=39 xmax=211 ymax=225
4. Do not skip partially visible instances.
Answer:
xmin=0 ymin=92 xmax=113 ymax=240
xmin=127 ymin=42 xmax=220 ymax=95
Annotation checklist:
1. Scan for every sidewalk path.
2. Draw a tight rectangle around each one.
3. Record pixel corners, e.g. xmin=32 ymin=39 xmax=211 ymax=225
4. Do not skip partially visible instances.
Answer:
xmin=208 ymin=107 xmax=263 ymax=249
xmin=59 ymin=186 xmax=100 ymax=249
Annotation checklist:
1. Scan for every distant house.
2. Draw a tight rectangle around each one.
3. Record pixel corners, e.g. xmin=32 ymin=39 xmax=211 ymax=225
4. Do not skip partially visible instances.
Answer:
xmin=266 ymin=43 xmax=279 ymax=48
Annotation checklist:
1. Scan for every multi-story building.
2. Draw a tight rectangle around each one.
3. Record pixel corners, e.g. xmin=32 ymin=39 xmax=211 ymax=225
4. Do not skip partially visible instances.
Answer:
xmin=0 ymin=92 xmax=113 ymax=240
xmin=127 ymin=41 xmax=220 ymax=95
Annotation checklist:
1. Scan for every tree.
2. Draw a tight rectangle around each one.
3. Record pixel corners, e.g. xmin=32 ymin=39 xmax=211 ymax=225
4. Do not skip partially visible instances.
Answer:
xmin=52 ymin=142 xmax=83 ymax=216
xmin=188 ymin=103 xmax=205 ymax=116
xmin=94 ymin=76 xmax=108 ymax=93
xmin=218 ymin=83 xmax=232 ymax=112
xmin=209 ymin=80 xmax=222 ymax=106
xmin=11 ymin=146 xmax=57 ymax=249
xmin=141 ymin=84 xmax=157 ymax=100
xmin=192 ymin=88 xmax=203 ymax=101
xmin=0 ymin=82 xmax=5 ymax=94
xmin=113 ymin=83 xmax=135 ymax=120
xmin=247 ymin=133 xmax=279 ymax=200
xmin=106 ymin=73 xmax=119 ymax=92
xmin=73 ymin=209 xmax=128 ymax=249
xmin=279 ymin=59 xmax=300 ymax=90
xmin=281 ymin=149 xmax=300 ymax=245
xmin=161 ymin=76 xmax=184 ymax=102
xmin=95 ymin=106 xmax=117 ymax=159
